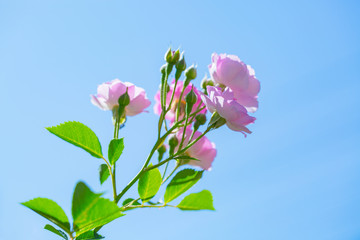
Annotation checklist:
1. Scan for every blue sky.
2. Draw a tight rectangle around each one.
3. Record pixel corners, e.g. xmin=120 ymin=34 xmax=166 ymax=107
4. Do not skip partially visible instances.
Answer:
xmin=1 ymin=0 xmax=360 ymax=239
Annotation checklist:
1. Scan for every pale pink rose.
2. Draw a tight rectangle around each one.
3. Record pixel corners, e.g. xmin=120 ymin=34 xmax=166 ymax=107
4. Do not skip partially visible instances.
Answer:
xmin=154 ymin=80 xmax=207 ymax=122
xmin=209 ymin=53 xmax=260 ymax=112
xmin=201 ymin=86 xmax=255 ymax=135
xmin=91 ymin=79 xmax=151 ymax=116
xmin=175 ymin=127 xmax=216 ymax=170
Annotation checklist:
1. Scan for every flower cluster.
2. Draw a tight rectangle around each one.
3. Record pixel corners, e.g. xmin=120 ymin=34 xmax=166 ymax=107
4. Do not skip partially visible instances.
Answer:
xmin=25 ymin=49 xmax=261 ymax=240
xmin=154 ymin=80 xmax=207 ymax=122
xmin=91 ymin=51 xmax=259 ymax=171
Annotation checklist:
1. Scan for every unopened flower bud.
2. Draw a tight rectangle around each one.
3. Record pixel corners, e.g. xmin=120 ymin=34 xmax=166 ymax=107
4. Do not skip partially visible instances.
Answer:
xmin=160 ymin=64 xmax=167 ymax=74
xmin=169 ymin=135 xmax=179 ymax=156
xmin=193 ymin=113 xmax=207 ymax=131
xmin=165 ymin=48 xmax=173 ymax=63
xmin=172 ymin=49 xmax=180 ymax=63
xmin=195 ymin=114 xmax=206 ymax=125
xmin=175 ymin=54 xmax=186 ymax=71
xmin=185 ymin=89 xmax=197 ymax=106
xmin=175 ymin=54 xmax=186 ymax=80
xmin=185 ymin=64 xmax=197 ymax=80
xmin=185 ymin=88 xmax=197 ymax=116
xmin=157 ymin=144 xmax=167 ymax=162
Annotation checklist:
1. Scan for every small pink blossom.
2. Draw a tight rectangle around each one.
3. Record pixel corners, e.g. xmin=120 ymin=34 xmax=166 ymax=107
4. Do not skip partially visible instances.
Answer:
xmin=91 ymin=79 xmax=151 ymax=116
xmin=201 ymin=86 xmax=255 ymax=135
xmin=175 ymin=127 xmax=216 ymax=170
xmin=154 ymin=80 xmax=207 ymax=122
xmin=209 ymin=53 xmax=260 ymax=112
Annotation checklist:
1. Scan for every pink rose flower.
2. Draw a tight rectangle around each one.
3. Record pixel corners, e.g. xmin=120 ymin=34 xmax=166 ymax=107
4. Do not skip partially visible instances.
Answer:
xmin=175 ymin=127 xmax=216 ymax=170
xmin=209 ymin=53 xmax=260 ymax=112
xmin=201 ymin=86 xmax=255 ymax=135
xmin=91 ymin=79 xmax=151 ymax=116
xmin=154 ymin=80 xmax=207 ymax=122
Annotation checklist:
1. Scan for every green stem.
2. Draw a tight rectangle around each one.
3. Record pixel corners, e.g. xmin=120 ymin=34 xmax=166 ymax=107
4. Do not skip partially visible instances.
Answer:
xmin=146 ymin=127 xmax=211 ymax=172
xmin=157 ymin=113 xmax=164 ymax=139
xmin=189 ymin=128 xmax=196 ymax=142
xmin=165 ymin=79 xmax=179 ymax=113
xmin=115 ymin=106 xmax=207 ymax=203
xmin=178 ymin=115 xmax=189 ymax=150
xmin=112 ymin=167 xmax=117 ymax=201
xmin=101 ymin=156 xmax=117 ymax=201
xmin=122 ymin=204 xmax=176 ymax=212
xmin=111 ymin=114 xmax=121 ymax=201
xmin=162 ymin=164 xmax=179 ymax=184
xmin=115 ymin=122 xmax=180 ymax=203
xmin=180 ymin=127 xmax=211 ymax=154
xmin=162 ymin=161 xmax=170 ymax=180
xmin=175 ymin=84 xmax=187 ymax=122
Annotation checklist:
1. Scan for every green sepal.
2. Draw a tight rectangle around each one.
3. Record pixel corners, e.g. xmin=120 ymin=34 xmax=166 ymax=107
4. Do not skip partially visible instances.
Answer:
xmin=21 ymin=198 xmax=71 ymax=234
xmin=138 ymin=166 xmax=162 ymax=203
xmin=72 ymin=182 xmax=125 ymax=236
xmin=46 ymin=121 xmax=103 ymax=159
xmin=99 ymin=164 xmax=110 ymax=185
xmin=177 ymin=190 xmax=215 ymax=211
xmin=44 ymin=224 xmax=68 ymax=240
xmin=164 ymin=169 xmax=203 ymax=204
xmin=108 ymin=138 xmax=124 ymax=165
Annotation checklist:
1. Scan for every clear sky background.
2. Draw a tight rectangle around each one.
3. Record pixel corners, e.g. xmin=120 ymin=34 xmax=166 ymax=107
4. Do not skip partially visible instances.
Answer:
xmin=1 ymin=0 xmax=360 ymax=239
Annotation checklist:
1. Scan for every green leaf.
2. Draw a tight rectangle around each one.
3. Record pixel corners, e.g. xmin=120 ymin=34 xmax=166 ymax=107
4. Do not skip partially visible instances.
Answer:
xmin=46 ymin=121 xmax=103 ymax=159
xmin=76 ymin=230 xmax=104 ymax=240
xmin=177 ymin=190 xmax=215 ymax=211
xmin=138 ymin=167 xmax=162 ymax=203
xmin=99 ymin=164 xmax=110 ymax=185
xmin=122 ymin=198 xmax=141 ymax=206
xmin=22 ymin=198 xmax=71 ymax=234
xmin=108 ymin=138 xmax=124 ymax=165
xmin=164 ymin=169 xmax=203 ymax=204
xmin=72 ymin=182 xmax=125 ymax=236
xmin=44 ymin=224 xmax=68 ymax=240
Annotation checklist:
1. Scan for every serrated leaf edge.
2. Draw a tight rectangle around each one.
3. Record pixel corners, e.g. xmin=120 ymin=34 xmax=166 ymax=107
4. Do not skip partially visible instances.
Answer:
xmin=164 ymin=168 xmax=203 ymax=204
xmin=46 ymin=121 xmax=103 ymax=159
xmin=21 ymin=198 xmax=71 ymax=234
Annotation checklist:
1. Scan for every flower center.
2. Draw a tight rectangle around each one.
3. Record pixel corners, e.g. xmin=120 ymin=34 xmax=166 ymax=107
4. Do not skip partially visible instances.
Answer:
xmin=170 ymin=99 xmax=187 ymax=118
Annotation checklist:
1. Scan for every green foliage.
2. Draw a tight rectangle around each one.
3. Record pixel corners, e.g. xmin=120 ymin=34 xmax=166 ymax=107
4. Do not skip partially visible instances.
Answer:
xmin=177 ymin=190 xmax=215 ymax=211
xmin=46 ymin=121 xmax=103 ymax=159
xmin=21 ymin=198 xmax=71 ymax=234
xmin=72 ymin=182 xmax=125 ymax=236
xmin=122 ymin=198 xmax=141 ymax=206
xmin=164 ymin=169 xmax=203 ymax=203
xmin=108 ymin=138 xmax=124 ymax=165
xmin=44 ymin=224 xmax=68 ymax=240
xmin=99 ymin=164 xmax=110 ymax=185
xmin=138 ymin=167 xmax=162 ymax=203
xmin=76 ymin=230 xmax=104 ymax=240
